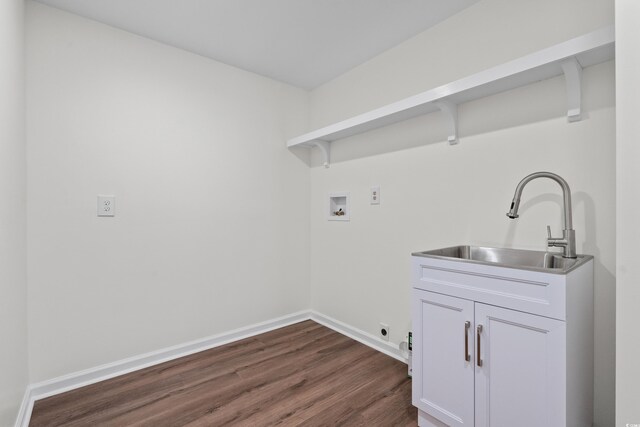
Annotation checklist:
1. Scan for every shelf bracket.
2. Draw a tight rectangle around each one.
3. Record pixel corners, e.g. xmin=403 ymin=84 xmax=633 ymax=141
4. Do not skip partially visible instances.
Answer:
xmin=434 ymin=100 xmax=459 ymax=145
xmin=313 ymin=140 xmax=331 ymax=168
xmin=561 ymin=58 xmax=583 ymax=122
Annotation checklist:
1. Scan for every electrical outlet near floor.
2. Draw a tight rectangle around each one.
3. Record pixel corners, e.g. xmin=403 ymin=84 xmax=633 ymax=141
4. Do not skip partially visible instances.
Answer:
xmin=379 ymin=323 xmax=389 ymax=341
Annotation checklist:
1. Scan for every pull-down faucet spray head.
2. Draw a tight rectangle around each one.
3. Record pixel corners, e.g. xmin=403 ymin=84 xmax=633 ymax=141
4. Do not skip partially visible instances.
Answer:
xmin=505 ymin=172 xmax=577 ymax=258
xmin=506 ymin=198 xmax=521 ymax=219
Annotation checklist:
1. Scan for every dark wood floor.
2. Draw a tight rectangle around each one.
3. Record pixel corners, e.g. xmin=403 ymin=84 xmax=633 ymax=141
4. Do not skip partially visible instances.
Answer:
xmin=30 ymin=320 xmax=416 ymax=426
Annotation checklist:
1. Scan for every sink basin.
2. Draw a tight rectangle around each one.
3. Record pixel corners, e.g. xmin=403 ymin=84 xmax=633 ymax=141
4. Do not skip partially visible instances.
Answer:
xmin=412 ymin=245 xmax=592 ymax=274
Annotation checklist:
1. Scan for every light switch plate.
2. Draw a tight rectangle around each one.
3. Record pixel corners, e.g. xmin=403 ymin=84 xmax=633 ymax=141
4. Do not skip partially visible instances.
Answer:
xmin=97 ymin=195 xmax=115 ymax=217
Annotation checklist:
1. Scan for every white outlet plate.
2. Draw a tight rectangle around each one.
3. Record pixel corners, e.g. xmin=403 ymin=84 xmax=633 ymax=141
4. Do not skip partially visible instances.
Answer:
xmin=370 ymin=186 xmax=380 ymax=205
xmin=97 ymin=195 xmax=115 ymax=217
xmin=379 ymin=322 xmax=389 ymax=341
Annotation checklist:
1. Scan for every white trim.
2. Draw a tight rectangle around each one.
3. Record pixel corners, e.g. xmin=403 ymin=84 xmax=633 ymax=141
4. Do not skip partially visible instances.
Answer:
xmin=310 ymin=311 xmax=406 ymax=363
xmin=14 ymin=309 xmax=406 ymax=427
xmin=15 ymin=310 xmax=309 ymax=427
xmin=14 ymin=387 xmax=34 ymax=427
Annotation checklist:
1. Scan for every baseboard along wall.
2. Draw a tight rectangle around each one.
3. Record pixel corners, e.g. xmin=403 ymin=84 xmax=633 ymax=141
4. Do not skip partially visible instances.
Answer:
xmin=15 ymin=310 xmax=406 ymax=427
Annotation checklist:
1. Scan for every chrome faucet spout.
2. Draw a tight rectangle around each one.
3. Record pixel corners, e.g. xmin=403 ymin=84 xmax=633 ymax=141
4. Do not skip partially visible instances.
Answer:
xmin=506 ymin=172 xmax=576 ymax=258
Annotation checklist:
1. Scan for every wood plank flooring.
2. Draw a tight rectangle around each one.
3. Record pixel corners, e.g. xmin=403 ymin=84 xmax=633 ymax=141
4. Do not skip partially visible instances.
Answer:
xmin=30 ymin=320 xmax=416 ymax=426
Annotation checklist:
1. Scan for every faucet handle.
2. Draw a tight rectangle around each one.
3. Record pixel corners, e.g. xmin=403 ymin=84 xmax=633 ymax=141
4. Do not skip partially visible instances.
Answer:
xmin=547 ymin=225 xmax=552 ymax=239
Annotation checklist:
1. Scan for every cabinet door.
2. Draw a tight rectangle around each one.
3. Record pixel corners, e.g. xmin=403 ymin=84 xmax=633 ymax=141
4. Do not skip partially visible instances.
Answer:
xmin=412 ymin=289 xmax=475 ymax=427
xmin=474 ymin=303 xmax=566 ymax=427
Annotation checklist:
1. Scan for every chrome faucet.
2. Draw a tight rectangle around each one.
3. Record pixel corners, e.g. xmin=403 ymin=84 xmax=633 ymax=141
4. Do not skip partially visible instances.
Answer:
xmin=506 ymin=172 xmax=577 ymax=258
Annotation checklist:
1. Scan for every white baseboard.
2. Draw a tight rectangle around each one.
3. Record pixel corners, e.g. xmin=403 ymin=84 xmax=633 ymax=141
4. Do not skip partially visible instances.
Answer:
xmin=15 ymin=310 xmax=309 ymax=427
xmin=14 ymin=309 xmax=406 ymax=427
xmin=14 ymin=387 xmax=34 ymax=427
xmin=309 ymin=311 xmax=406 ymax=363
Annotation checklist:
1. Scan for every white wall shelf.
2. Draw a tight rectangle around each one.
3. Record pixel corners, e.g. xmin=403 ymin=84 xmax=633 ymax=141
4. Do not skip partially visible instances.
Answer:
xmin=287 ymin=26 xmax=614 ymax=168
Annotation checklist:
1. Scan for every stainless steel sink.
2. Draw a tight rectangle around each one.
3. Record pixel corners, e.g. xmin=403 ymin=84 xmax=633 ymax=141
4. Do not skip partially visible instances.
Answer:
xmin=412 ymin=245 xmax=592 ymax=274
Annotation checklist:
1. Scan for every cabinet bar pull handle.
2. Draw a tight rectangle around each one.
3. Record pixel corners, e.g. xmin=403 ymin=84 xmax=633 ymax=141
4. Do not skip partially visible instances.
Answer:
xmin=464 ymin=321 xmax=471 ymax=362
xmin=476 ymin=324 xmax=483 ymax=367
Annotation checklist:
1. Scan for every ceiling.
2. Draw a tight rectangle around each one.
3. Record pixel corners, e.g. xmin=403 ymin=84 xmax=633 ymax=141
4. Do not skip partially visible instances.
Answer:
xmin=34 ymin=0 xmax=478 ymax=89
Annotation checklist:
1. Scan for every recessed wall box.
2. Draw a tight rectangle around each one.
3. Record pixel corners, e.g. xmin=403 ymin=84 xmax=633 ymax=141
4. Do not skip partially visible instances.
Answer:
xmin=328 ymin=192 xmax=350 ymax=221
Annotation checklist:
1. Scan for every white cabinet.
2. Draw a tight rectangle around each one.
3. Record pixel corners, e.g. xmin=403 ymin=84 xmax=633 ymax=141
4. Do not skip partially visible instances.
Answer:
xmin=474 ymin=302 xmax=565 ymax=427
xmin=412 ymin=291 xmax=474 ymax=427
xmin=411 ymin=253 xmax=593 ymax=427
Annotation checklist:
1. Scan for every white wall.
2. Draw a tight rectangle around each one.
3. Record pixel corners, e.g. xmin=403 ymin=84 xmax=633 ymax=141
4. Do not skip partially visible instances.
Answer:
xmin=307 ymin=0 xmax=615 ymax=425
xmin=615 ymin=1 xmax=640 ymax=426
xmin=21 ymin=2 xmax=622 ymax=426
xmin=0 ymin=0 xmax=28 ymax=425
xmin=26 ymin=2 xmax=310 ymax=383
